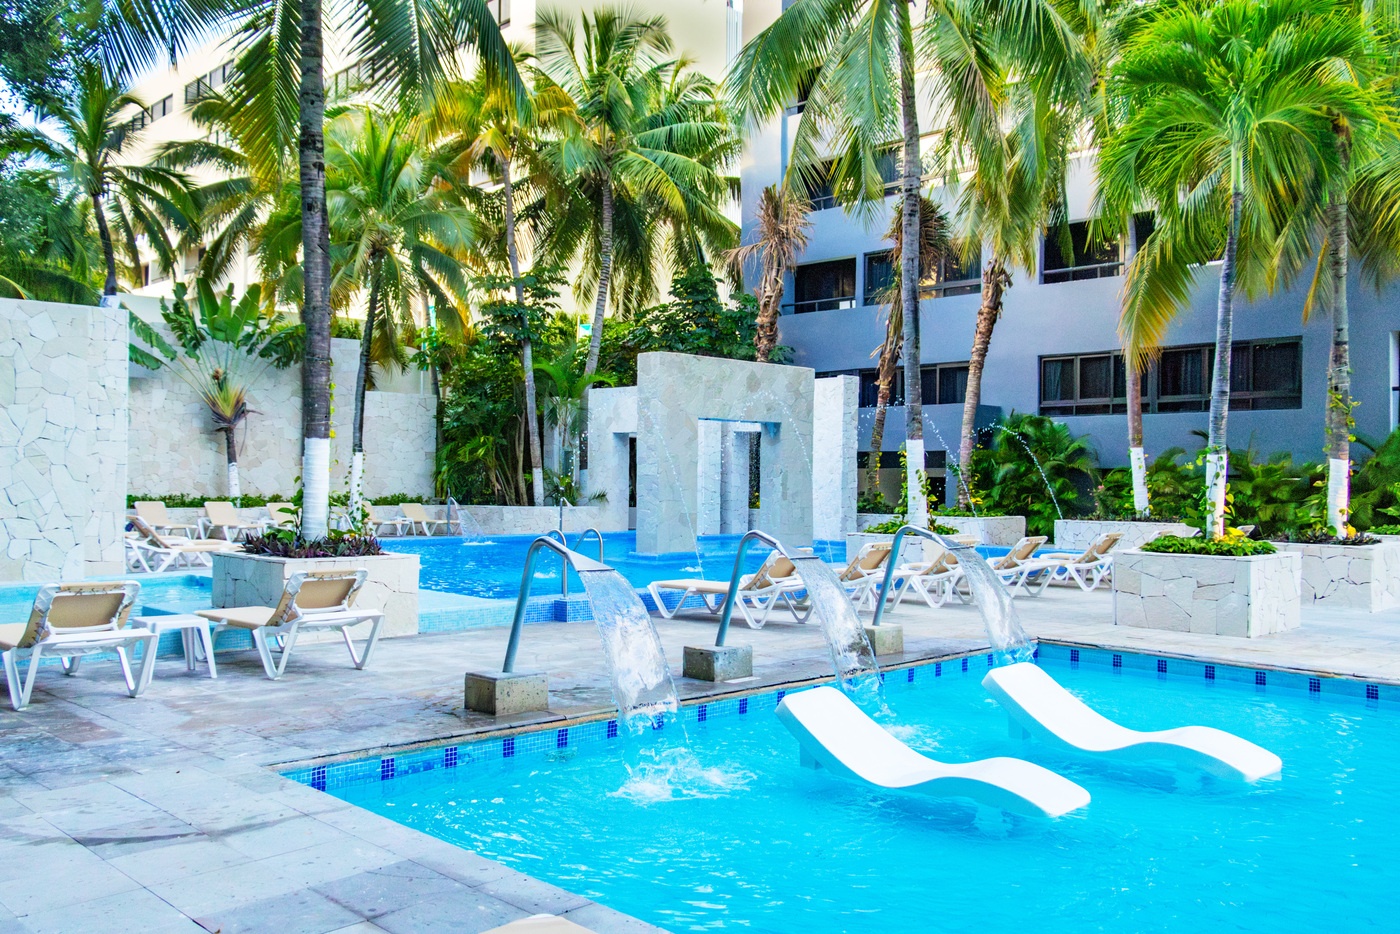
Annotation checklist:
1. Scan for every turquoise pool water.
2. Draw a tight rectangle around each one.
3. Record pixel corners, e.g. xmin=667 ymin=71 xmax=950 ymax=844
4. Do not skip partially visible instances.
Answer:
xmin=383 ymin=532 xmax=847 ymax=599
xmin=305 ymin=649 xmax=1400 ymax=931
xmin=0 ymin=574 xmax=214 ymax=621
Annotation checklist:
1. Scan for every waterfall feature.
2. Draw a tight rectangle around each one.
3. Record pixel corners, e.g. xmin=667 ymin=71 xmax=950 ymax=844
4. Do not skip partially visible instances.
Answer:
xmin=788 ymin=555 xmax=882 ymax=700
xmin=576 ymin=568 xmax=681 ymax=735
xmin=944 ymin=540 xmax=1035 ymax=665
xmin=447 ymin=497 xmax=490 ymax=543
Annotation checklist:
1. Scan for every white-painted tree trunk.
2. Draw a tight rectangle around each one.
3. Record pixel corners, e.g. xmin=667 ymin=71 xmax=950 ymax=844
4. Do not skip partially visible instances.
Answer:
xmin=301 ymin=437 xmax=331 ymax=538
xmin=1205 ymin=449 xmax=1229 ymax=538
xmin=1328 ymin=457 xmax=1349 ymax=536
xmin=1129 ymin=447 xmax=1150 ymax=516
xmin=349 ymin=451 xmax=364 ymax=525
xmin=906 ymin=437 xmax=928 ymax=528
xmin=227 ymin=462 xmax=241 ymax=500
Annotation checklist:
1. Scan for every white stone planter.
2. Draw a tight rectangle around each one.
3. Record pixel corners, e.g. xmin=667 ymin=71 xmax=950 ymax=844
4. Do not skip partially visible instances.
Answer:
xmin=856 ymin=513 xmax=900 ymax=532
xmin=1275 ymin=541 xmax=1400 ymax=611
xmin=212 ymin=551 xmax=420 ymax=639
xmin=1053 ymin=519 xmax=1196 ymax=552
xmin=1113 ymin=549 xmax=1300 ymax=638
xmin=934 ymin=515 xmax=1026 ymax=547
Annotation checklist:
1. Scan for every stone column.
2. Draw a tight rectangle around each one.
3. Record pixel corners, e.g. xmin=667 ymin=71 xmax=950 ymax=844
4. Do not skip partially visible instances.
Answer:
xmin=721 ymin=423 xmax=755 ymax=533
xmin=583 ymin=386 xmax=637 ymax=532
xmin=813 ymin=376 xmax=858 ymax=540
xmin=696 ymin=419 xmax=723 ymax=535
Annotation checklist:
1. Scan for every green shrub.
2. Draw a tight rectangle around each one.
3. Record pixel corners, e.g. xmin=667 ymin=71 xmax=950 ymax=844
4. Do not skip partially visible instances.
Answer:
xmin=1286 ymin=529 xmax=1379 ymax=546
xmin=1367 ymin=524 xmax=1400 ymax=534
xmin=1140 ymin=535 xmax=1277 ymax=557
xmin=241 ymin=529 xmax=385 ymax=558
xmin=127 ymin=493 xmax=290 ymax=509
xmin=862 ymin=519 xmax=959 ymax=535
xmin=966 ymin=413 xmax=1096 ymax=536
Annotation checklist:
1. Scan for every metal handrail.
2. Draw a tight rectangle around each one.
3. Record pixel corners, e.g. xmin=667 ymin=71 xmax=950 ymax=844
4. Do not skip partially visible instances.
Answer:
xmin=503 ymin=536 xmax=612 ymax=672
xmin=715 ymin=530 xmax=796 ymax=648
xmin=571 ymin=528 xmax=605 ymax=564
xmin=542 ymin=528 xmax=570 ymax=598
xmin=869 ymin=525 xmax=963 ymax=629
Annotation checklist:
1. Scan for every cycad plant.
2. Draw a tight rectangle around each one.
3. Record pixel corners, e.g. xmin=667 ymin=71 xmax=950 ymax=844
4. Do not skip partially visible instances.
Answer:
xmin=533 ymin=7 xmax=740 ymax=379
xmin=1100 ymin=0 xmax=1375 ymax=537
xmin=131 ymin=280 xmax=293 ymax=498
xmin=1 ymin=62 xmax=200 ymax=303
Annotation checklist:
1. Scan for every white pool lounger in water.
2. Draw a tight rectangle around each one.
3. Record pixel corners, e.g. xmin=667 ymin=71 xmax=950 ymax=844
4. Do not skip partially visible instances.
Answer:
xmin=775 ymin=687 xmax=1090 ymax=818
xmin=982 ymin=662 xmax=1283 ymax=782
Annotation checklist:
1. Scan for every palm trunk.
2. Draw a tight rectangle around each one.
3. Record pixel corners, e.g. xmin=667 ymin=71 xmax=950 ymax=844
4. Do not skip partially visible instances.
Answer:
xmin=754 ymin=272 xmax=782 ymax=363
xmin=1326 ymin=124 xmax=1351 ymax=537
xmin=958 ymin=257 xmax=1008 ymax=507
xmin=1205 ymin=148 xmax=1244 ymax=538
xmin=1126 ymin=356 xmax=1149 ymax=515
xmin=298 ymin=0 xmax=333 ymax=538
xmin=584 ymin=177 xmax=613 ymax=379
xmin=223 ymin=427 xmax=241 ymax=500
xmin=351 ymin=259 xmax=380 ymax=519
xmin=866 ymin=322 xmax=899 ymax=505
xmin=503 ymin=161 xmax=546 ymax=507
xmin=896 ymin=7 xmax=925 ymax=524
xmin=91 ymin=190 xmax=119 ymax=303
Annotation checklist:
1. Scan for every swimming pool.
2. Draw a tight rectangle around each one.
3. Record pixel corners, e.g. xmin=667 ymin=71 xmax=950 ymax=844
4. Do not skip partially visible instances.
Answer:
xmin=383 ymin=532 xmax=847 ymax=600
xmin=0 ymin=573 xmax=214 ymax=621
xmin=293 ymin=647 xmax=1400 ymax=931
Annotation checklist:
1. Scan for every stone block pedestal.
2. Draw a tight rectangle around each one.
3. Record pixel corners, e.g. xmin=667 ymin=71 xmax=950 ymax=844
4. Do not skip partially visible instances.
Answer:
xmin=1113 ymin=550 xmax=1301 ymax=638
xmin=1276 ymin=541 xmax=1400 ymax=611
xmin=682 ymin=644 xmax=754 ymax=682
xmin=1053 ymin=518 xmax=1197 ymax=552
xmin=464 ymin=670 xmax=549 ymax=715
xmin=936 ymin=515 xmax=1026 ymax=547
xmin=863 ymin=624 xmax=904 ymax=656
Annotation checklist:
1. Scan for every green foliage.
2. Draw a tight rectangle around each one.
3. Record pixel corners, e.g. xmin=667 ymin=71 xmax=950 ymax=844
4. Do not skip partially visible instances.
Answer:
xmin=1140 ymin=535 xmax=1277 ymax=557
xmin=1366 ymin=524 xmax=1400 ymax=535
xmin=0 ymin=166 xmax=99 ymax=303
xmin=1347 ymin=431 xmax=1400 ymax=529
xmin=1289 ymin=529 xmax=1379 ymax=546
xmin=967 ymin=413 xmax=1097 ymax=537
xmin=241 ymin=529 xmax=386 ymax=558
xmin=437 ymin=336 xmax=528 ymax=505
xmin=544 ymin=468 xmax=605 ymax=506
xmin=476 ymin=266 xmax=565 ymax=347
xmin=862 ymin=519 xmax=959 ymax=535
xmin=127 ymin=493 xmax=292 ymax=509
xmin=857 ymin=490 xmax=893 ymax=514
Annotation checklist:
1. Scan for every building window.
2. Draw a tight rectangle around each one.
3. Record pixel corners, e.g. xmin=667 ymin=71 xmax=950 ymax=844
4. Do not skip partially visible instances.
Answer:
xmin=184 ymin=60 xmax=236 ymax=105
xmin=488 ymin=0 xmax=511 ymax=25
xmin=1038 ymin=340 xmax=1301 ymax=416
xmin=857 ymin=369 xmax=902 ymax=407
xmin=802 ymin=160 xmax=837 ymax=211
xmin=919 ymin=363 xmax=969 ymax=405
xmin=863 ymin=251 xmax=893 ymax=305
xmin=1131 ymin=211 xmax=1155 ymax=253
xmin=126 ymin=95 xmax=174 ymax=134
xmin=926 ymin=242 xmax=982 ymax=298
xmin=788 ymin=259 xmax=855 ymax=314
xmin=1042 ymin=220 xmax=1122 ymax=283
xmin=330 ymin=59 xmax=387 ymax=99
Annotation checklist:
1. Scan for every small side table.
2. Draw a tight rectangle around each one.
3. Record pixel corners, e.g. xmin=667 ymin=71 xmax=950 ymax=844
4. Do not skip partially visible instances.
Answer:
xmin=132 ymin=614 xmax=218 ymax=686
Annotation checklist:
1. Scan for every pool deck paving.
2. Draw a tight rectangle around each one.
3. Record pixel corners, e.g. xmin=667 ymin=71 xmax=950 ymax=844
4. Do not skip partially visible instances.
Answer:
xmin=3 ymin=582 xmax=1400 ymax=932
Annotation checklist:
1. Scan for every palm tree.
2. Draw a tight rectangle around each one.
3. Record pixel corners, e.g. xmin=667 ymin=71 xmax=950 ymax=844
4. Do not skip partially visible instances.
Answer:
xmin=221 ymin=0 xmax=523 ymax=537
xmin=1 ymin=62 xmax=200 ymax=304
xmin=1100 ymin=0 xmax=1374 ymax=537
xmin=725 ymin=183 xmax=812 ymax=363
xmin=1269 ymin=3 xmax=1394 ymax=535
xmin=867 ymin=195 xmax=951 ymax=504
xmin=0 ymin=170 xmax=101 ymax=304
xmin=533 ymin=7 xmax=740 ymax=379
xmin=729 ymin=0 xmax=1009 ymax=525
xmin=323 ymin=108 xmax=481 ymax=514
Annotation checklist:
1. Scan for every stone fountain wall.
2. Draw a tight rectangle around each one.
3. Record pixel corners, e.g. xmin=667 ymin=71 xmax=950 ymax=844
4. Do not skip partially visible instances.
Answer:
xmin=0 ymin=298 xmax=128 ymax=581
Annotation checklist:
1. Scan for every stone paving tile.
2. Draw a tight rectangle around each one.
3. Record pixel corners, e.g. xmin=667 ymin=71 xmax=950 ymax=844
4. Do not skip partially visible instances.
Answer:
xmin=70 ymin=811 xmax=205 ymax=860
xmin=478 ymin=870 xmax=592 ymax=916
xmin=193 ymin=888 xmax=364 ymax=934
xmin=313 ymin=859 xmax=479 ymax=920
xmin=14 ymin=888 xmax=203 ymax=934
xmin=217 ymin=812 xmax=365 ymax=862
xmin=559 ymin=903 xmax=671 ymax=934
xmin=370 ymin=890 xmax=528 ymax=934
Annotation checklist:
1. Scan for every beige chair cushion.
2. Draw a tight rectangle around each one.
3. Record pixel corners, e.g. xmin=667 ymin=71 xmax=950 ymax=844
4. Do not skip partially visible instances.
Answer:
xmin=0 ymin=623 xmax=28 ymax=651
xmin=196 ymin=606 xmax=277 ymax=629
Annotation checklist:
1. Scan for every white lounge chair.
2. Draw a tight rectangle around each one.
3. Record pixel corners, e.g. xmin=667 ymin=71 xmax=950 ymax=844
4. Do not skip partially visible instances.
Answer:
xmin=1013 ymin=532 xmax=1123 ymax=593
xmin=127 ymin=516 xmax=241 ymax=572
xmin=983 ymin=662 xmax=1283 ymax=782
xmin=832 ymin=542 xmax=893 ymax=610
xmin=886 ymin=545 xmax=963 ymax=609
xmin=203 ymin=501 xmax=269 ymax=540
xmin=266 ymin=502 xmax=297 ymax=530
xmin=196 ymin=570 xmax=385 ymax=680
xmin=133 ymin=500 xmax=202 ymax=538
xmin=1 ymin=582 xmax=157 ymax=710
xmin=648 ymin=551 xmax=813 ymax=629
xmin=777 ymin=686 xmax=1090 ymax=818
xmin=952 ymin=536 xmax=1048 ymax=602
xmin=369 ymin=505 xmax=410 ymax=536
xmin=400 ymin=502 xmax=448 ymax=536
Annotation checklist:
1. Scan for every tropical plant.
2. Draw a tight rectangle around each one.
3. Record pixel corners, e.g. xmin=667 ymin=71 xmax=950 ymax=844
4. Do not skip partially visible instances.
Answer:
xmin=866 ymin=195 xmax=951 ymax=499
xmin=533 ymin=6 xmax=740 ymax=379
xmin=130 ymin=280 xmax=294 ymax=498
xmin=1100 ymin=0 xmax=1375 ymax=537
xmin=1140 ymin=534 xmax=1277 ymax=557
xmin=0 ymin=61 xmax=200 ymax=302
xmin=0 ymin=166 xmax=100 ymax=304
xmin=219 ymin=0 xmax=523 ymax=537
xmin=533 ymin=337 xmax=618 ymax=501
xmin=967 ymin=413 xmax=1098 ymax=537
xmin=725 ymin=183 xmax=811 ymax=363
xmin=436 ymin=335 xmax=529 ymax=505
xmin=621 ymin=266 xmax=766 ymax=365
xmin=321 ymin=107 xmax=481 ymax=515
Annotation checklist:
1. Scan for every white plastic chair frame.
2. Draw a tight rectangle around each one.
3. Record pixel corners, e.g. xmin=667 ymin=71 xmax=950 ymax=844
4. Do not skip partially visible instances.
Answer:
xmin=399 ymin=503 xmax=447 ymax=536
xmin=198 ymin=570 xmax=384 ymax=680
xmin=2 ymin=582 xmax=156 ymax=710
xmin=648 ymin=552 xmax=814 ymax=630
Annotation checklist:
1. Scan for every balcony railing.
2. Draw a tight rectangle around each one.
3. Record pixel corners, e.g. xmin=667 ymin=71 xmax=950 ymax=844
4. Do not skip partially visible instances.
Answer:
xmin=1042 ymin=261 xmax=1123 ymax=284
xmin=782 ymin=296 xmax=857 ymax=315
